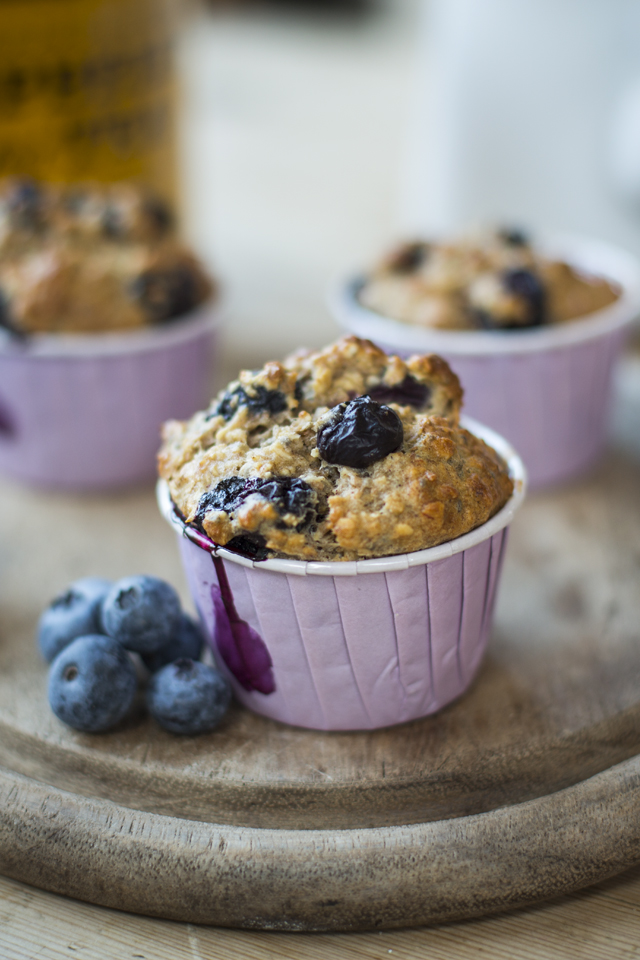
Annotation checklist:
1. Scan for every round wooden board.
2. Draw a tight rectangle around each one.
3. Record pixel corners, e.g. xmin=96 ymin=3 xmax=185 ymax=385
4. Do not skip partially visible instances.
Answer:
xmin=0 ymin=448 xmax=639 ymax=931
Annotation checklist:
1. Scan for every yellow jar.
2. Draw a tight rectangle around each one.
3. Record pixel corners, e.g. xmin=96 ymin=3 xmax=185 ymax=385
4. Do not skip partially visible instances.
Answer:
xmin=0 ymin=0 xmax=177 ymax=200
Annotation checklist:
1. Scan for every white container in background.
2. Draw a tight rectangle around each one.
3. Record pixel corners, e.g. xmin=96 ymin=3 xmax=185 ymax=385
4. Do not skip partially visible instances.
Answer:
xmin=403 ymin=0 xmax=640 ymax=255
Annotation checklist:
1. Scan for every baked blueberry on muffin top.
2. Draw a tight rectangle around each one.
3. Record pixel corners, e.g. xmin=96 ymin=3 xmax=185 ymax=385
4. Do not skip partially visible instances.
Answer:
xmin=0 ymin=178 xmax=214 ymax=336
xmin=159 ymin=336 xmax=514 ymax=562
xmin=359 ymin=227 xmax=619 ymax=331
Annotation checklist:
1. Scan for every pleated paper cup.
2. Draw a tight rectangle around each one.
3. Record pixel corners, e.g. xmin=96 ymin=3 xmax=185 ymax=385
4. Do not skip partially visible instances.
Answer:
xmin=329 ymin=237 xmax=640 ymax=488
xmin=0 ymin=304 xmax=219 ymax=490
xmin=157 ymin=418 xmax=526 ymax=732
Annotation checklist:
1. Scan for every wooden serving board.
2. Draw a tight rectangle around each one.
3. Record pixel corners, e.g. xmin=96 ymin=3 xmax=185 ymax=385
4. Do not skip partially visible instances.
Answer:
xmin=0 ymin=446 xmax=639 ymax=931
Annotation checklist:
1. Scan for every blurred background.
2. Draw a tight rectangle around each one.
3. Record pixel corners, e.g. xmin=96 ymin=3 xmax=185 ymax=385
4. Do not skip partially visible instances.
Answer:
xmin=3 ymin=0 xmax=640 ymax=378
xmin=178 ymin=0 xmax=421 ymax=373
xmin=179 ymin=0 xmax=640 ymax=376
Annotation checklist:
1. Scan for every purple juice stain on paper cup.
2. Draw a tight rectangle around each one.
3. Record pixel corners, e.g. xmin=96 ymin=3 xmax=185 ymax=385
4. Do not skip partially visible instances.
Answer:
xmin=211 ymin=556 xmax=275 ymax=695
xmin=157 ymin=417 xmax=526 ymax=731
xmin=0 ymin=394 xmax=16 ymax=437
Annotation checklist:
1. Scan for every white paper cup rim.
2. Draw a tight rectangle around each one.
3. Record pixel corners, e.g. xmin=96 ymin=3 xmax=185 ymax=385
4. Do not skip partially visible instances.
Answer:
xmin=0 ymin=299 xmax=220 ymax=359
xmin=157 ymin=416 xmax=526 ymax=577
xmin=329 ymin=235 xmax=640 ymax=356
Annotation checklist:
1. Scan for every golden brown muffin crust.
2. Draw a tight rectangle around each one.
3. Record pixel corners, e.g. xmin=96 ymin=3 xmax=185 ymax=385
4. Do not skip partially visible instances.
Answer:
xmin=159 ymin=337 xmax=513 ymax=562
xmin=360 ymin=228 xmax=619 ymax=331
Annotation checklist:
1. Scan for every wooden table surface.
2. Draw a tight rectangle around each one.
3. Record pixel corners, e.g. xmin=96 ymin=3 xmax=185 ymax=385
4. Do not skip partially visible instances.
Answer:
xmin=2 ymin=3 xmax=640 ymax=955
xmin=2 ymin=866 xmax=640 ymax=959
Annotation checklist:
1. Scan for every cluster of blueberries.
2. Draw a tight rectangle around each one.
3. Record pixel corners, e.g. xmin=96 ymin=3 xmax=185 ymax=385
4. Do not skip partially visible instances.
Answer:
xmin=39 ymin=575 xmax=231 ymax=736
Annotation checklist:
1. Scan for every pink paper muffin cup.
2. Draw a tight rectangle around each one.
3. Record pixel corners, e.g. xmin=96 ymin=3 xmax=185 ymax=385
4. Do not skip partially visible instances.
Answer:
xmin=157 ymin=418 xmax=526 ymax=732
xmin=329 ymin=237 xmax=640 ymax=488
xmin=0 ymin=304 xmax=219 ymax=490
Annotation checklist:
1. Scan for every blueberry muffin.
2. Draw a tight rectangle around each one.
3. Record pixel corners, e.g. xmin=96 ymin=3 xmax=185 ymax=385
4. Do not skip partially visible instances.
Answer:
xmin=159 ymin=336 xmax=513 ymax=562
xmin=359 ymin=227 xmax=619 ymax=331
xmin=0 ymin=178 xmax=214 ymax=336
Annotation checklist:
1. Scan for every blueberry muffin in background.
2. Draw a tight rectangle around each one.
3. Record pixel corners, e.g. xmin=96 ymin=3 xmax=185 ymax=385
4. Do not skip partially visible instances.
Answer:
xmin=359 ymin=227 xmax=620 ymax=331
xmin=0 ymin=178 xmax=214 ymax=336
xmin=159 ymin=336 xmax=514 ymax=562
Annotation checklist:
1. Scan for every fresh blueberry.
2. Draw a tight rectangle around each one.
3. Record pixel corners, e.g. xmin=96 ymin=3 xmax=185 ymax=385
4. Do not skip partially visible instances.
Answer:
xmin=212 ymin=385 xmax=288 ymax=422
xmin=317 ymin=396 xmax=404 ymax=469
xmin=142 ymin=613 xmax=205 ymax=673
xmin=131 ymin=265 xmax=200 ymax=323
xmin=147 ymin=659 xmax=231 ymax=735
xmin=367 ymin=375 xmax=431 ymax=409
xmin=101 ymin=575 xmax=182 ymax=655
xmin=48 ymin=634 xmax=137 ymax=733
xmin=38 ymin=577 xmax=112 ymax=663
xmin=194 ymin=476 xmax=316 ymax=534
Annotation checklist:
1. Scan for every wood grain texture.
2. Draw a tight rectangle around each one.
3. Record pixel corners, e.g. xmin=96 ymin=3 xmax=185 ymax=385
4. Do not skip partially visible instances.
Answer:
xmin=0 ymin=455 xmax=640 ymax=831
xmin=0 ymin=755 xmax=640 ymax=932
xmin=0 ymin=449 xmax=638 ymax=929
xmin=3 ymin=863 xmax=640 ymax=960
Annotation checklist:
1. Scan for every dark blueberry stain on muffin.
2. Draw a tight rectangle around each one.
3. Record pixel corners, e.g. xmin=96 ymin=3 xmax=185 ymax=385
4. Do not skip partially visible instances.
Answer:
xmin=473 ymin=268 xmax=547 ymax=330
xmin=367 ymin=374 xmax=431 ymax=409
xmin=497 ymin=227 xmax=529 ymax=247
xmin=142 ymin=196 xmax=174 ymax=235
xmin=101 ymin=203 xmax=126 ymax=239
xmin=255 ymin=477 xmax=317 ymax=530
xmin=132 ymin=265 xmax=201 ymax=323
xmin=195 ymin=476 xmax=316 ymax=535
xmin=387 ymin=241 xmax=430 ymax=274
xmin=503 ymin=268 xmax=546 ymax=326
xmin=213 ymin=385 xmax=288 ymax=422
xmin=195 ymin=477 xmax=255 ymax=517
xmin=225 ymin=534 xmax=269 ymax=561
xmin=62 ymin=189 xmax=87 ymax=214
xmin=6 ymin=178 xmax=45 ymax=231
xmin=317 ymin=396 xmax=403 ymax=469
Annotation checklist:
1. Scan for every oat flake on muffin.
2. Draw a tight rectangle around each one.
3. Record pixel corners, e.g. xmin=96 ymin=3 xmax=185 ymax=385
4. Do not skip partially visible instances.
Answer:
xmin=159 ymin=336 xmax=513 ymax=562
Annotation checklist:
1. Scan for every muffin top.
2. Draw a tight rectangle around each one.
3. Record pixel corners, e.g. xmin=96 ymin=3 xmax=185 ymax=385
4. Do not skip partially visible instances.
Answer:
xmin=159 ymin=336 xmax=514 ymax=562
xmin=359 ymin=227 xmax=619 ymax=332
xmin=0 ymin=178 xmax=214 ymax=336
